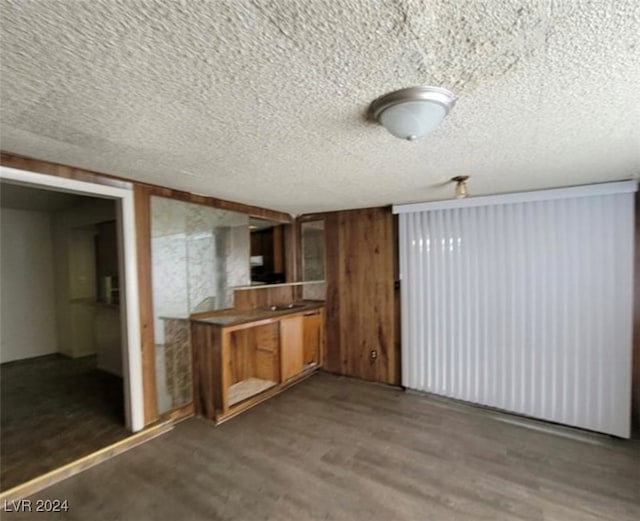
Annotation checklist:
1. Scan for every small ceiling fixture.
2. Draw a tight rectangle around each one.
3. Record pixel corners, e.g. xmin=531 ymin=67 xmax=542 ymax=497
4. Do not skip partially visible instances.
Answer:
xmin=451 ymin=175 xmax=470 ymax=199
xmin=369 ymin=86 xmax=456 ymax=141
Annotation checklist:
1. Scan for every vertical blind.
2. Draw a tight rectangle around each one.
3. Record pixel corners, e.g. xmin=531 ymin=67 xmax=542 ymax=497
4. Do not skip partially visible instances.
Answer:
xmin=394 ymin=183 xmax=636 ymax=437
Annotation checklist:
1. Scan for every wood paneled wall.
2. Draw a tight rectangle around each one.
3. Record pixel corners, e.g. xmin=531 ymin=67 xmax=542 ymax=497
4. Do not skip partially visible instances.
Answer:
xmin=191 ymin=322 xmax=223 ymax=419
xmin=284 ymin=222 xmax=299 ymax=283
xmin=633 ymin=192 xmax=640 ymax=436
xmin=133 ymin=185 xmax=158 ymax=423
xmin=317 ymin=207 xmax=399 ymax=385
xmin=233 ymin=285 xmax=303 ymax=311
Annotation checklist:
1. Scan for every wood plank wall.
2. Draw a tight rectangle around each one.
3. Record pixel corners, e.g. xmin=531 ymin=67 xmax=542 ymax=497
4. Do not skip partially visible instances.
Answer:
xmin=633 ymin=192 xmax=640 ymax=436
xmin=320 ymin=207 xmax=399 ymax=385
xmin=133 ymin=185 xmax=158 ymax=423
xmin=191 ymin=322 xmax=223 ymax=418
xmin=284 ymin=222 xmax=299 ymax=282
xmin=233 ymin=285 xmax=302 ymax=311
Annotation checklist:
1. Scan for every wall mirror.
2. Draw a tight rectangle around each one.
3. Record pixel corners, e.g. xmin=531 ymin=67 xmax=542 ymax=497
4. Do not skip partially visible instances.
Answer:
xmin=300 ymin=219 xmax=325 ymax=282
xmin=249 ymin=218 xmax=287 ymax=285
xmin=150 ymin=195 xmax=250 ymax=413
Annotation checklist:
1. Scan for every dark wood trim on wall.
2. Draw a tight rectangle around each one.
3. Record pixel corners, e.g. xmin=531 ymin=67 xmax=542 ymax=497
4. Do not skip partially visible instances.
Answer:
xmin=324 ymin=212 xmax=341 ymax=374
xmin=1 ymin=151 xmax=131 ymax=189
xmin=284 ymin=221 xmax=299 ymax=283
xmin=392 ymin=213 xmax=401 ymax=386
xmin=303 ymin=207 xmax=399 ymax=385
xmin=295 ymin=214 xmax=326 ymax=285
xmin=234 ymin=285 xmax=303 ymax=311
xmin=633 ymin=191 xmax=640 ymax=436
xmin=143 ymin=185 xmax=292 ymax=223
xmin=272 ymin=225 xmax=284 ymax=273
xmin=0 ymin=151 xmax=293 ymax=223
xmin=134 ymin=185 xmax=159 ymax=425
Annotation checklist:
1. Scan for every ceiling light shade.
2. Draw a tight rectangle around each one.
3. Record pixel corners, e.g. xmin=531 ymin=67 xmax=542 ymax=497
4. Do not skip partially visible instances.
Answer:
xmin=452 ymin=175 xmax=470 ymax=198
xmin=370 ymin=86 xmax=456 ymax=141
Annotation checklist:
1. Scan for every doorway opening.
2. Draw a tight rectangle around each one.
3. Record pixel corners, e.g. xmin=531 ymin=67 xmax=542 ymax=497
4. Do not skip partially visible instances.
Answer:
xmin=0 ymin=167 xmax=143 ymax=490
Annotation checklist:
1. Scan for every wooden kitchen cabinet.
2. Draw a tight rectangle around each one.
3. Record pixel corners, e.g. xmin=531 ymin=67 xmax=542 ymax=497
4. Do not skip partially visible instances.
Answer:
xmin=191 ymin=303 xmax=324 ymax=423
xmin=227 ymin=323 xmax=280 ymax=407
xmin=279 ymin=310 xmax=324 ymax=382
xmin=303 ymin=310 xmax=323 ymax=367
xmin=280 ymin=315 xmax=304 ymax=382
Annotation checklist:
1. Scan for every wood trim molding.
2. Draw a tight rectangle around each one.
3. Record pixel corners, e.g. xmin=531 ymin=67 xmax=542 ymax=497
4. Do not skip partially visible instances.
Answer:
xmin=633 ymin=191 xmax=640 ymax=436
xmin=296 ymin=215 xmax=327 ymax=283
xmin=134 ymin=184 xmax=159 ymax=425
xmin=272 ymin=225 xmax=284 ymax=273
xmin=157 ymin=403 xmax=195 ymax=424
xmin=0 ymin=151 xmax=293 ymax=222
xmin=289 ymin=219 xmax=301 ymax=282
xmin=141 ymin=185 xmax=292 ymax=222
xmin=392 ymin=213 xmax=401 ymax=386
xmin=1 ymin=151 xmax=131 ymax=189
xmin=0 ymin=423 xmax=173 ymax=506
xmin=298 ymin=205 xmax=394 ymax=221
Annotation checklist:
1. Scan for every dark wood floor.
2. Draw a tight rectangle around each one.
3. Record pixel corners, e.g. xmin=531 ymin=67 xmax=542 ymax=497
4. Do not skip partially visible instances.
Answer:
xmin=1 ymin=354 xmax=129 ymax=490
xmin=4 ymin=372 xmax=640 ymax=520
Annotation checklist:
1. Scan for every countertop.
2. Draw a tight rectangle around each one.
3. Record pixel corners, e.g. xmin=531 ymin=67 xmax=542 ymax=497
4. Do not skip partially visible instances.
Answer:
xmin=232 ymin=281 xmax=325 ymax=291
xmin=190 ymin=301 xmax=324 ymax=327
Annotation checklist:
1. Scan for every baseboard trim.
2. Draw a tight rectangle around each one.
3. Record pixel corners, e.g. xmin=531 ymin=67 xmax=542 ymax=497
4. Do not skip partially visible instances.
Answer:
xmin=0 ymin=421 xmax=173 ymax=507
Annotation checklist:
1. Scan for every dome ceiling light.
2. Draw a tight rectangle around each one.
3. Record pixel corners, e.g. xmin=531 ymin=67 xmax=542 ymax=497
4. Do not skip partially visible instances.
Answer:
xmin=369 ymin=86 xmax=457 ymax=141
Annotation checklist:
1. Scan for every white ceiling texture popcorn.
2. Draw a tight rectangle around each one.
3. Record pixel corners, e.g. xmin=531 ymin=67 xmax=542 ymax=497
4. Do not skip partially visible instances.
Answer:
xmin=1 ymin=0 xmax=638 ymax=214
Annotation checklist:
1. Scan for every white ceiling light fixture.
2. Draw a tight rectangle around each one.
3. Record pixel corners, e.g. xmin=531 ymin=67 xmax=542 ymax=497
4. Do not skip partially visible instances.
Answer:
xmin=451 ymin=175 xmax=470 ymax=198
xmin=369 ymin=86 xmax=457 ymax=141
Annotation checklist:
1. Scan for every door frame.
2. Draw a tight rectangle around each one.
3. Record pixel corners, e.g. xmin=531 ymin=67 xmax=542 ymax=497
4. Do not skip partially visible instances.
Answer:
xmin=0 ymin=165 xmax=144 ymax=432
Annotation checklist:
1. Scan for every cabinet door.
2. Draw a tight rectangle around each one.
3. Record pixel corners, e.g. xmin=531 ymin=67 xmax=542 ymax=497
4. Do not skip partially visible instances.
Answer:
xmin=280 ymin=315 xmax=304 ymax=382
xmin=253 ymin=323 xmax=280 ymax=383
xmin=303 ymin=312 xmax=322 ymax=366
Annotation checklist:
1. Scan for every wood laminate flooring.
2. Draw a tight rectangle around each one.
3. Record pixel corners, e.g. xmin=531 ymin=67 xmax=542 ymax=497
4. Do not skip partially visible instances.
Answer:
xmin=1 ymin=354 xmax=129 ymax=490
xmin=3 ymin=372 xmax=640 ymax=520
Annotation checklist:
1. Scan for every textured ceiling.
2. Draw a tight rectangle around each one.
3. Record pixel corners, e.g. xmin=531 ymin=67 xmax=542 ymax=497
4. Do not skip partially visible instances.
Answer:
xmin=1 ymin=0 xmax=639 ymax=215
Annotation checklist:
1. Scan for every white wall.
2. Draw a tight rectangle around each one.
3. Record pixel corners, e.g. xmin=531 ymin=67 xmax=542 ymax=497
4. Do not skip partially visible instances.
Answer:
xmin=53 ymin=198 xmax=115 ymax=358
xmin=1 ymin=208 xmax=58 ymax=362
xmin=95 ymin=305 xmax=122 ymax=376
